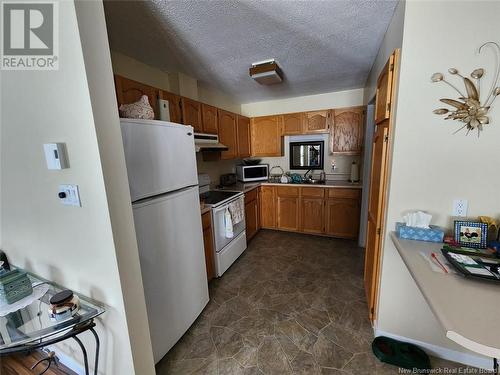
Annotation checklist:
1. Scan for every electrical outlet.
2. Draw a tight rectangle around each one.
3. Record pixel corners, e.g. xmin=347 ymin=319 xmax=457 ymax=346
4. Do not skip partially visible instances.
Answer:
xmin=453 ymin=199 xmax=468 ymax=217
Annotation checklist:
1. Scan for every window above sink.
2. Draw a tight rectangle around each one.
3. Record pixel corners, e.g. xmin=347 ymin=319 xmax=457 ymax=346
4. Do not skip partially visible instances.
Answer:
xmin=289 ymin=141 xmax=324 ymax=170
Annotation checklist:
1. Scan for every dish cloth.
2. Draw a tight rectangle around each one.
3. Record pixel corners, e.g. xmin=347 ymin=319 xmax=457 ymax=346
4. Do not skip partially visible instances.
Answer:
xmin=228 ymin=196 xmax=245 ymax=225
xmin=224 ymin=208 xmax=234 ymax=239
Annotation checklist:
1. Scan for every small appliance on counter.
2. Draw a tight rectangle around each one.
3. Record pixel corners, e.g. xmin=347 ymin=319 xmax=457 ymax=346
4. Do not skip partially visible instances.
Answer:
xmin=236 ymin=164 xmax=269 ymax=182
xmin=220 ymin=173 xmax=237 ymax=187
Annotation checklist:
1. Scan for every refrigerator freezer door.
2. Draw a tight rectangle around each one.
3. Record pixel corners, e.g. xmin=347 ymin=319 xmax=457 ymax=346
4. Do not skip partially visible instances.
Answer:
xmin=132 ymin=186 xmax=209 ymax=363
xmin=121 ymin=119 xmax=198 ymax=202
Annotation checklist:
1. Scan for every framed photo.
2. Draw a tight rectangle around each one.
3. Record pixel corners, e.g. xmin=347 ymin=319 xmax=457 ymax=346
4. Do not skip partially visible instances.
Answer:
xmin=454 ymin=220 xmax=488 ymax=249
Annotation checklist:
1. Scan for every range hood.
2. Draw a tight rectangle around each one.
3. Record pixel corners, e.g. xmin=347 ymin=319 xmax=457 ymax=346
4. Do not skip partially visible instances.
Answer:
xmin=194 ymin=133 xmax=228 ymax=152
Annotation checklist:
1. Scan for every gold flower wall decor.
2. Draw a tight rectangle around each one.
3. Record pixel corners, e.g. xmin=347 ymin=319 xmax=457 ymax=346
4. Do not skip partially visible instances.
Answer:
xmin=431 ymin=41 xmax=500 ymax=136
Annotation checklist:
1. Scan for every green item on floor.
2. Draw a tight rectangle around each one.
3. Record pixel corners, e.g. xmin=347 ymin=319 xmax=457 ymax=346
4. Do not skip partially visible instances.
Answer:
xmin=372 ymin=336 xmax=431 ymax=372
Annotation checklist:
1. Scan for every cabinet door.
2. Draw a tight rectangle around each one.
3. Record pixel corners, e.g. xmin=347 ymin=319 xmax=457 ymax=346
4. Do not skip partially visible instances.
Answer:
xmin=202 ymin=212 xmax=215 ymax=281
xmin=260 ymin=186 xmax=276 ymax=228
xmin=181 ymin=97 xmax=202 ymax=132
xmin=331 ymin=107 xmax=365 ymax=155
xmin=283 ymin=112 xmax=304 ymax=135
xmin=114 ymin=75 xmax=159 ymax=118
xmin=304 ymin=110 xmax=330 ymax=133
xmin=159 ymin=90 xmax=182 ymax=124
xmin=218 ymin=110 xmax=238 ymax=160
xmin=250 ymin=116 xmax=283 ymax=157
xmin=276 ymin=186 xmax=300 ymax=231
xmin=300 ymin=197 xmax=325 ymax=234
xmin=325 ymin=198 xmax=360 ymax=239
xmin=201 ymin=104 xmax=218 ymax=134
xmin=374 ymin=53 xmax=395 ymax=124
xmin=245 ymin=199 xmax=258 ymax=241
xmin=237 ymin=115 xmax=251 ymax=158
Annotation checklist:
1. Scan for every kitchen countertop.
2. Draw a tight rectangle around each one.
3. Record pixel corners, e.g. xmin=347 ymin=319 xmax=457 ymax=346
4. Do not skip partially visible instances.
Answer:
xmin=391 ymin=232 xmax=500 ymax=359
xmin=216 ymin=181 xmax=363 ymax=193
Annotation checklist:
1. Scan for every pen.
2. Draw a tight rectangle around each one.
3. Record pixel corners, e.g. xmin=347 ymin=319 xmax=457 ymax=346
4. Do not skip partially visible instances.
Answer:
xmin=431 ymin=252 xmax=449 ymax=274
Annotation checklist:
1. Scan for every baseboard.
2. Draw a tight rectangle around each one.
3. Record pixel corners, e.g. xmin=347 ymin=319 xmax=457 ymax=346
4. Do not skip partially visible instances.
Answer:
xmin=47 ymin=346 xmax=85 ymax=375
xmin=374 ymin=329 xmax=493 ymax=370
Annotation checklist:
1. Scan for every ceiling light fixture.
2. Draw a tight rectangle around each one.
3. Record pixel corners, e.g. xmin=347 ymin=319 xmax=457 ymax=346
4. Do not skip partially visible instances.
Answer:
xmin=249 ymin=59 xmax=283 ymax=85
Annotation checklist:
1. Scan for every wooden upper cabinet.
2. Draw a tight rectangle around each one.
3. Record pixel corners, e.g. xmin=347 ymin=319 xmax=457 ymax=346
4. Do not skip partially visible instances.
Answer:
xmin=201 ymin=104 xmax=218 ymax=134
xmin=304 ymin=110 xmax=330 ymax=133
xmin=260 ymin=186 xmax=276 ymax=228
xmin=250 ymin=115 xmax=283 ymax=157
xmin=158 ymin=90 xmax=182 ymax=124
xmin=218 ymin=109 xmax=238 ymax=160
xmin=237 ymin=115 xmax=251 ymax=158
xmin=331 ymin=107 xmax=365 ymax=155
xmin=181 ymin=97 xmax=203 ymax=132
xmin=283 ymin=112 xmax=304 ymax=135
xmin=375 ymin=53 xmax=395 ymax=124
xmin=114 ymin=75 xmax=159 ymax=118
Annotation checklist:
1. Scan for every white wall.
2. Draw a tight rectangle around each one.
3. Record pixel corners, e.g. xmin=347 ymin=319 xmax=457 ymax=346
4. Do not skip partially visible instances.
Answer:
xmin=109 ymin=51 xmax=241 ymax=114
xmin=376 ymin=0 xmax=500 ymax=365
xmin=241 ymin=88 xmax=364 ymax=117
xmin=75 ymin=2 xmax=155 ymax=374
xmin=241 ymin=88 xmax=365 ymax=178
xmin=0 ymin=1 xmax=154 ymax=374
xmin=111 ymin=50 xmax=171 ymax=92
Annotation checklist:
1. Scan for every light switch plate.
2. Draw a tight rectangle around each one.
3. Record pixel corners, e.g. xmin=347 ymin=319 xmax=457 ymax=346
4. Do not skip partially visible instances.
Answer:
xmin=453 ymin=199 xmax=468 ymax=217
xmin=59 ymin=185 xmax=81 ymax=207
xmin=43 ymin=143 xmax=69 ymax=170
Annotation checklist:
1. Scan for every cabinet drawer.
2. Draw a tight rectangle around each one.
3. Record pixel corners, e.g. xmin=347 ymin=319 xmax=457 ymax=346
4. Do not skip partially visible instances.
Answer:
xmin=276 ymin=186 xmax=299 ymax=197
xmin=327 ymin=188 xmax=361 ymax=199
xmin=202 ymin=211 xmax=211 ymax=230
xmin=244 ymin=188 xmax=257 ymax=205
xmin=301 ymin=187 xmax=325 ymax=198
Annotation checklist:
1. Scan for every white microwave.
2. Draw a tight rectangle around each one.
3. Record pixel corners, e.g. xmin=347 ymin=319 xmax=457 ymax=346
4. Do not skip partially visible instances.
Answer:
xmin=236 ymin=164 xmax=269 ymax=182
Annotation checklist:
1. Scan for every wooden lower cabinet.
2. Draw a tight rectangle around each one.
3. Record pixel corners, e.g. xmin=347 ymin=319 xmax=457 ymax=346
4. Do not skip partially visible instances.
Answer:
xmin=260 ymin=186 xmax=276 ymax=228
xmin=201 ymin=212 xmax=215 ymax=281
xmin=300 ymin=197 xmax=325 ymax=234
xmin=244 ymin=188 xmax=260 ymax=241
xmin=276 ymin=187 xmax=300 ymax=231
xmin=325 ymin=198 xmax=361 ymax=239
xmin=258 ymin=186 xmax=360 ymax=239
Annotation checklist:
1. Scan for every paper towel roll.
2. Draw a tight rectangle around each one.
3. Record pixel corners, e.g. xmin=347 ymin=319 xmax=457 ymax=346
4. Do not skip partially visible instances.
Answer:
xmin=349 ymin=161 xmax=359 ymax=182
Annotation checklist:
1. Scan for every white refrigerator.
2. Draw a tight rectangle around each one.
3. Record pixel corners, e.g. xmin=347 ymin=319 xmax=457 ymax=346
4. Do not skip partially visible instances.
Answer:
xmin=120 ymin=118 xmax=209 ymax=364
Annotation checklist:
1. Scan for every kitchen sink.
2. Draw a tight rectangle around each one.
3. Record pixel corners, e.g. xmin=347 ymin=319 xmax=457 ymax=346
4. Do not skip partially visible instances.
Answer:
xmin=302 ymin=179 xmax=325 ymax=185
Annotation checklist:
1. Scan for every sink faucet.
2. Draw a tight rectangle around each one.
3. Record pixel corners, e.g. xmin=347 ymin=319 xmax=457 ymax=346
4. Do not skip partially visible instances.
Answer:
xmin=303 ymin=169 xmax=312 ymax=182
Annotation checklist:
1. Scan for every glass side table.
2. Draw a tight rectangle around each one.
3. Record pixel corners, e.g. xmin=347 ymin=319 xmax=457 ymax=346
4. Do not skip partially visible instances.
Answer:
xmin=0 ymin=269 xmax=105 ymax=375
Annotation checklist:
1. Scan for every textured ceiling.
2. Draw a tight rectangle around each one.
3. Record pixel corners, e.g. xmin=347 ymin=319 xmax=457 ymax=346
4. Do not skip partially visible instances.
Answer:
xmin=104 ymin=0 xmax=398 ymax=103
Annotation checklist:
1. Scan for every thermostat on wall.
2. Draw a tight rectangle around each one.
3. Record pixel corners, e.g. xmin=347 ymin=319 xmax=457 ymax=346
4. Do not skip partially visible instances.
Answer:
xmin=43 ymin=143 xmax=68 ymax=170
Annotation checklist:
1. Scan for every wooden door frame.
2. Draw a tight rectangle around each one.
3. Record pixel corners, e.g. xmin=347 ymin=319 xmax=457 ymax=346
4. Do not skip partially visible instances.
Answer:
xmin=364 ymin=48 xmax=401 ymax=322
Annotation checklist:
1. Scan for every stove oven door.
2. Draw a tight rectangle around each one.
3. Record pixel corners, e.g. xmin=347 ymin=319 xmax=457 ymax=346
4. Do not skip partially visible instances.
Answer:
xmin=212 ymin=200 xmax=246 ymax=252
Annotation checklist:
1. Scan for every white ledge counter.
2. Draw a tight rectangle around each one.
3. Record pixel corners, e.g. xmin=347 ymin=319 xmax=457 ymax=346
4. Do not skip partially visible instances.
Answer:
xmin=391 ymin=232 xmax=500 ymax=361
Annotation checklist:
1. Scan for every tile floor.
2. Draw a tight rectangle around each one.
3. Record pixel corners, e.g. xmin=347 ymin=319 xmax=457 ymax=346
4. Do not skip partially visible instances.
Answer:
xmin=157 ymin=230 xmax=477 ymax=374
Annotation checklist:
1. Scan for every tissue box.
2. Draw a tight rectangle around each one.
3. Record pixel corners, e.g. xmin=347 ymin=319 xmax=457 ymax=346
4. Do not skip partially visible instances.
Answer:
xmin=396 ymin=222 xmax=445 ymax=243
